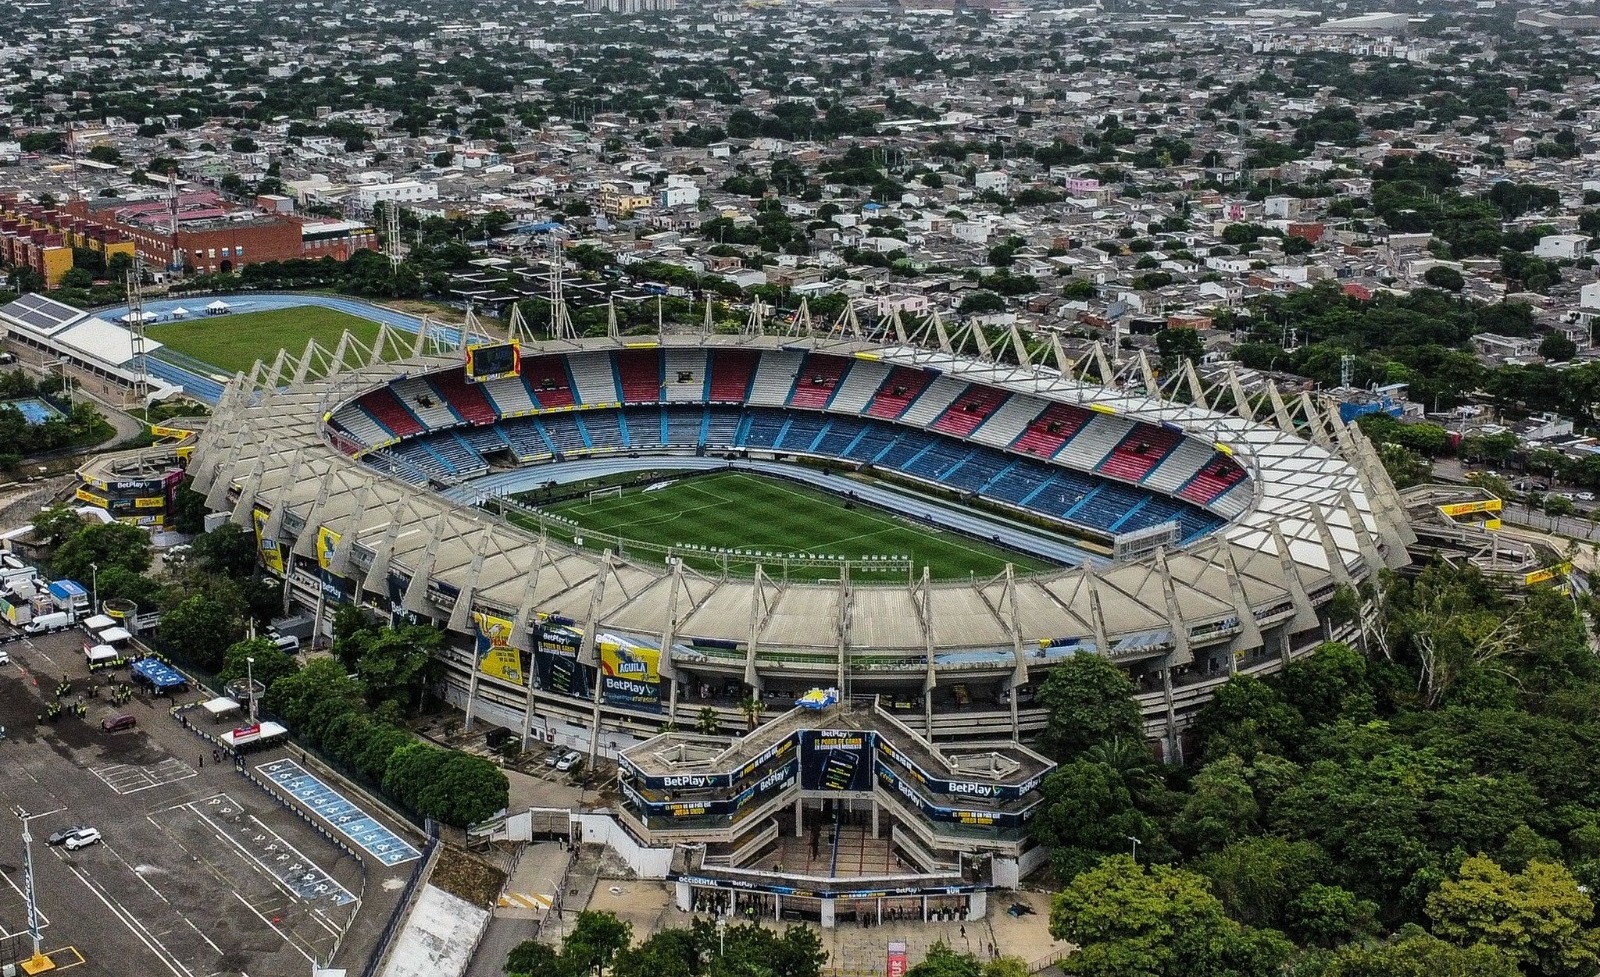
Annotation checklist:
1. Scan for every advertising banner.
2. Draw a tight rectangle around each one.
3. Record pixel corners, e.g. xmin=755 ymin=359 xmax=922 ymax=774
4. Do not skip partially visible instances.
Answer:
xmin=888 ymin=943 xmax=908 ymax=977
xmin=473 ymin=610 xmax=525 ymax=686
xmin=598 ymin=635 xmax=662 ymax=712
xmin=316 ymin=526 xmax=341 ymax=571
xmin=535 ymin=623 xmax=590 ymax=699
xmin=254 ymin=508 xmax=286 ymax=575
xmin=800 ymin=729 xmax=872 ymax=792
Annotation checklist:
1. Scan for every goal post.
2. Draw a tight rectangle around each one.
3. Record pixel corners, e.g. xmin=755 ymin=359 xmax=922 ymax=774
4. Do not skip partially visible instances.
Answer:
xmin=586 ymin=485 xmax=623 ymax=503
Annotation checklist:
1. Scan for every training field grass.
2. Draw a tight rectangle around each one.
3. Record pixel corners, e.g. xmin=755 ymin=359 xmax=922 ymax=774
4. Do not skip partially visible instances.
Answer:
xmin=149 ymin=306 xmax=384 ymax=375
xmin=540 ymin=471 xmax=1051 ymax=580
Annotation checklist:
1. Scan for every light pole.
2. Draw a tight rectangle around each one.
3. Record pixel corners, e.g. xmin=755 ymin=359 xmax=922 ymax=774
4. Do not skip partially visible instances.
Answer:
xmin=89 ymin=563 xmax=97 ymax=617
xmin=1127 ymin=836 xmax=1141 ymax=862
xmin=716 ymin=917 xmax=727 ymax=957
xmin=19 ymin=808 xmax=55 ymax=974
xmin=245 ymin=657 xmax=257 ymax=723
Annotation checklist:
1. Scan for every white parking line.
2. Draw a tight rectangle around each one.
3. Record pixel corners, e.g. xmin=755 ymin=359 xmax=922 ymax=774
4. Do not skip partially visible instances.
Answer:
xmin=59 ymin=855 xmax=194 ymax=977
xmin=90 ymin=759 xmax=198 ymax=795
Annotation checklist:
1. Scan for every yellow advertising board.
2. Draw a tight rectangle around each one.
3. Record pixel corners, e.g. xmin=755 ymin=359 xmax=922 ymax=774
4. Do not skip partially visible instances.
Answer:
xmin=134 ymin=495 xmax=165 ymax=509
xmin=316 ymin=526 xmax=341 ymax=571
xmin=253 ymin=507 xmax=286 ymax=575
xmin=1524 ymin=562 xmax=1572 ymax=587
xmin=75 ymin=488 xmax=108 ymax=507
xmin=1439 ymin=500 xmax=1502 ymax=518
xmin=600 ymin=640 xmax=661 ymax=685
xmin=472 ymin=610 xmax=524 ymax=685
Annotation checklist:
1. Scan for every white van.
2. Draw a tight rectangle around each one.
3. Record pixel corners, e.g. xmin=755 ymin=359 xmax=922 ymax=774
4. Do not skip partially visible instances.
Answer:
xmin=270 ymin=634 xmax=301 ymax=653
xmin=24 ymin=612 xmax=71 ymax=635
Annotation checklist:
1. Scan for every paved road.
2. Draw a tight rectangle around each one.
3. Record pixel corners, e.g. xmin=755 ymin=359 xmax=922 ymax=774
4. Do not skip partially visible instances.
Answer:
xmin=0 ymin=626 xmax=417 ymax=976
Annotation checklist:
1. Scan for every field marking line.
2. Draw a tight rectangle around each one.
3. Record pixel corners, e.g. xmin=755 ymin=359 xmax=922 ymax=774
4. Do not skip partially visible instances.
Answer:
xmin=60 ymin=858 xmax=194 ymax=977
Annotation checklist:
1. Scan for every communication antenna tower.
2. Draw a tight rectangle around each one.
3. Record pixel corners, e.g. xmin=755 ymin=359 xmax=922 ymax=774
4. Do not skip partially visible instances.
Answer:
xmin=1340 ymin=353 xmax=1354 ymax=390
xmin=126 ymin=254 xmax=150 ymax=407
xmin=166 ymin=169 xmax=181 ymax=272
xmin=385 ymin=203 xmax=402 ymax=273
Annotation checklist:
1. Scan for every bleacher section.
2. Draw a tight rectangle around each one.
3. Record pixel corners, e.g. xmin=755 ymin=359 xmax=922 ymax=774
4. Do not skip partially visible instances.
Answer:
xmin=331 ymin=404 xmax=391 ymax=447
xmin=865 ymin=367 xmax=936 ymax=420
xmin=826 ymin=359 xmax=889 ymax=415
xmin=1144 ymin=438 xmax=1216 ymax=495
xmin=358 ymin=388 xmax=425 ymax=439
xmin=568 ymin=352 xmax=621 ymax=405
xmin=788 ymin=354 xmax=852 ymax=410
xmin=431 ymin=369 xmax=498 ymax=427
xmin=930 ymin=384 xmax=1009 ymax=438
xmin=523 ymin=355 xmax=575 ymax=409
xmin=336 ymin=348 xmax=1255 ymax=542
xmin=747 ymin=349 xmax=803 ymax=407
xmin=481 ymin=374 xmax=537 ymax=417
xmin=900 ymin=376 xmax=967 ymax=427
xmin=967 ymin=395 xmax=1044 ymax=450
xmin=663 ymin=349 xmax=710 ymax=403
xmin=708 ymin=349 xmax=758 ymax=403
xmin=390 ymin=376 xmax=460 ymax=430
xmin=1012 ymin=403 xmax=1092 ymax=459
xmin=1098 ymin=426 xmax=1183 ymax=484
xmin=1179 ymin=455 xmax=1249 ymax=507
xmin=617 ymin=349 xmax=662 ymax=404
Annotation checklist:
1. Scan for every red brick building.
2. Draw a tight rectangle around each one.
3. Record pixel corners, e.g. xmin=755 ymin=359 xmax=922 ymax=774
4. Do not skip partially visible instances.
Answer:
xmin=64 ymin=194 xmax=377 ymax=274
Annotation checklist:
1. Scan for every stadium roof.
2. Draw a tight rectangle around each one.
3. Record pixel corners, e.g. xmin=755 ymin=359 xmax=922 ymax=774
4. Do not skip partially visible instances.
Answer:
xmin=0 ymin=294 xmax=165 ymax=371
xmin=190 ymin=332 xmax=1411 ymax=667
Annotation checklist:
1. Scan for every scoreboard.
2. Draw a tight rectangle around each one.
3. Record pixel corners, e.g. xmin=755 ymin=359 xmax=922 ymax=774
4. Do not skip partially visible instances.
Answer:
xmin=465 ymin=341 xmax=521 ymax=384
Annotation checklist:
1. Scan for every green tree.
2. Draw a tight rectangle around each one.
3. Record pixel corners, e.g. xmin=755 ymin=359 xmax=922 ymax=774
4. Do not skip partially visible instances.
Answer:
xmin=1287 ymin=883 xmax=1379 ymax=948
xmin=958 ymin=291 xmax=1005 ymax=315
xmin=263 ymin=657 xmax=363 ymax=730
xmin=563 ymin=911 xmax=633 ymax=977
xmin=190 ymin=523 xmax=261 ymax=580
xmin=52 ymin=521 xmax=153 ymax=582
xmin=1197 ymin=836 xmax=1330 ymax=929
xmin=343 ymin=623 xmax=441 ymax=711
xmin=1426 ymin=854 xmax=1600 ymax=977
xmin=905 ymin=942 xmax=980 ymax=977
xmin=1049 ymin=855 xmax=1292 ymax=977
xmin=1191 ymin=675 xmax=1305 ymax=761
xmin=1321 ymin=931 xmax=1520 ymax=977
xmin=32 ymin=502 xmax=85 ymax=547
xmin=217 ymin=637 xmax=300 ymax=690
xmin=156 ymin=592 xmax=246 ymax=672
xmin=1540 ymin=333 xmax=1578 ymax=363
xmin=1278 ymin=642 xmax=1374 ymax=728
xmin=508 ymin=940 xmax=570 ymax=977
xmin=1424 ymin=265 xmax=1465 ymax=292
xmin=1036 ymin=654 xmax=1143 ymax=762
xmin=1155 ymin=327 xmax=1204 ymax=366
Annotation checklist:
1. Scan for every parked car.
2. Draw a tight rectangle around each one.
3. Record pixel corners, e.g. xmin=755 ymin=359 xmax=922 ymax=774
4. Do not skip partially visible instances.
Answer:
xmin=100 ymin=714 xmax=137 ymax=733
xmin=47 ymin=825 xmax=90 ymax=846
xmin=555 ymin=750 xmax=582 ymax=772
xmin=62 ymin=828 xmax=101 ymax=851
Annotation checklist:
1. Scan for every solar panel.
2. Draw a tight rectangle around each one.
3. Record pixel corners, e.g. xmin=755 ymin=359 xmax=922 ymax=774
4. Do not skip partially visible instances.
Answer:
xmin=0 ymin=293 xmax=85 ymax=334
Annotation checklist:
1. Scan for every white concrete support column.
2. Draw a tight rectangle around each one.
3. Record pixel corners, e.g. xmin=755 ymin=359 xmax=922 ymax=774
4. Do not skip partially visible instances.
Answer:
xmin=821 ymin=898 xmax=835 ymax=929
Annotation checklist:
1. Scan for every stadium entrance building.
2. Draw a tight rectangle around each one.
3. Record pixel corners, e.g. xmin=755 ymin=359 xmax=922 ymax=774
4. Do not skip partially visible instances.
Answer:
xmin=620 ymin=692 xmax=1052 ymax=927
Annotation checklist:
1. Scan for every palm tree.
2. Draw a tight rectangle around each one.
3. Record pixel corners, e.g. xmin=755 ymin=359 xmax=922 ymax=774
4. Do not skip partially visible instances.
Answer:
xmin=1084 ymin=737 xmax=1163 ymax=805
xmin=695 ymin=706 xmax=721 ymax=736
xmin=737 ymin=693 xmax=765 ymax=731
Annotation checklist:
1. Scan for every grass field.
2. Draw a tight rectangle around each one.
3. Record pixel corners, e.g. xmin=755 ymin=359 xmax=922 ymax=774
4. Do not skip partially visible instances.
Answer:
xmin=539 ymin=471 xmax=1051 ymax=580
xmin=149 ymin=306 xmax=384 ymax=375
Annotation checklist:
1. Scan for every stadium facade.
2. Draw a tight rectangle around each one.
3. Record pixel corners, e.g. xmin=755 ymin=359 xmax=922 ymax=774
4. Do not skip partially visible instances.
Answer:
xmin=189 ymin=319 xmax=1412 ymax=762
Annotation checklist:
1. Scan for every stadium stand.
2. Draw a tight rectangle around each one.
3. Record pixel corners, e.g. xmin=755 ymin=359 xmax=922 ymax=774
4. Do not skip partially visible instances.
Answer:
xmin=568 ymin=351 xmax=621 ymax=405
xmin=358 ymin=388 xmax=426 ymax=438
xmin=788 ymin=353 xmax=852 ymax=410
xmin=826 ymin=359 xmax=889 ymax=415
xmin=746 ymin=349 xmax=805 ymax=407
xmin=899 ymin=376 xmax=967 ymax=427
xmin=1179 ymin=455 xmax=1249 ymax=506
xmin=864 ymin=366 xmax=936 ymax=420
xmin=930 ymin=384 xmax=1009 ymax=437
xmin=481 ymin=373 xmax=537 ymax=417
xmin=331 ymin=404 xmax=391 ymax=447
xmin=707 ymin=349 xmax=759 ymax=403
xmin=1012 ymin=402 xmax=1092 ymax=459
xmin=617 ymin=349 xmax=662 ymax=404
xmin=1098 ymin=425 xmax=1183 ymax=483
xmin=1060 ymin=413 xmax=1132 ymax=469
xmin=1144 ymin=438 xmax=1216 ymax=495
xmin=391 ymin=376 xmax=461 ymax=430
xmin=540 ymin=414 xmax=587 ymax=454
xmin=523 ymin=355 xmax=576 ymax=408
xmin=967 ymin=395 xmax=1044 ymax=449
xmin=431 ymin=369 xmax=498 ymax=427
xmin=663 ymin=349 xmax=710 ymax=403
xmin=585 ymin=412 xmax=625 ymax=451
xmin=500 ymin=418 xmax=555 ymax=461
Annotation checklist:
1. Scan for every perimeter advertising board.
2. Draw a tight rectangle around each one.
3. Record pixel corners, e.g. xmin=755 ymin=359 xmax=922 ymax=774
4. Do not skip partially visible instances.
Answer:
xmin=799 ymin=729 xmax=872 ymax=792
xmin=535 ymin=622 xmax=591 ymax=699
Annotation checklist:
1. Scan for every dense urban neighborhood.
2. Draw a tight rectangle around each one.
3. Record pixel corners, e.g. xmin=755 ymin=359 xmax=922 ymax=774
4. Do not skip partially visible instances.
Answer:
xmin=4 ymin=0 xmax=1600 ymax=975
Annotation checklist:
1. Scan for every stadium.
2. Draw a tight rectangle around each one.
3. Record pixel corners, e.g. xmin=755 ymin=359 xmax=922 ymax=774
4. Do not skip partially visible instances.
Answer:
xmin=188 ymin=309 xmax=1413 ymax=763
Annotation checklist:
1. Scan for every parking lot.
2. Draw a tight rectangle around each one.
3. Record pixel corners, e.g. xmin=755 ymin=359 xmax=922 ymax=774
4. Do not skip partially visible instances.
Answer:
xmin=0 ymin=626 xmax=421 ymax=975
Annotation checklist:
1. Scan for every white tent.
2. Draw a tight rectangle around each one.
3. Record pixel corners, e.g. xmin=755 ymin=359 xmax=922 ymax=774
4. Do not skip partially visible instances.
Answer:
xmin=81 ymin=613 xmax=117 ymax=632
xmin=84 ymin=644 xmax=120 ymax=664
xmin=200 ymin=696 xmax=241 ymax=719
xmin=169 ymin=307 xmax=190 ymax=319
xmin=205 ymin=300 xmax=231 ymax=315
xmin=98 ymin=626 xmax=133 ymax=645
xmin=122 ymin=310 xmax=154 ymax=324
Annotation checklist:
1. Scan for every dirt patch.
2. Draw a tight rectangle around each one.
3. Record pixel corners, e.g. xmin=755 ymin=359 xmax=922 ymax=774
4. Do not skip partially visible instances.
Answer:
xmin=429 ymin=845 xmax=507 ymax=908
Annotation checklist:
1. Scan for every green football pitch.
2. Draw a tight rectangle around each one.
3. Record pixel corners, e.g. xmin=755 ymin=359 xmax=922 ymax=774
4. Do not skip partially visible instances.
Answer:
xmin=539 ymin=471 xmax=1051 ymax=580
xmin=149 ymin=306 xmax=384 ymax=375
